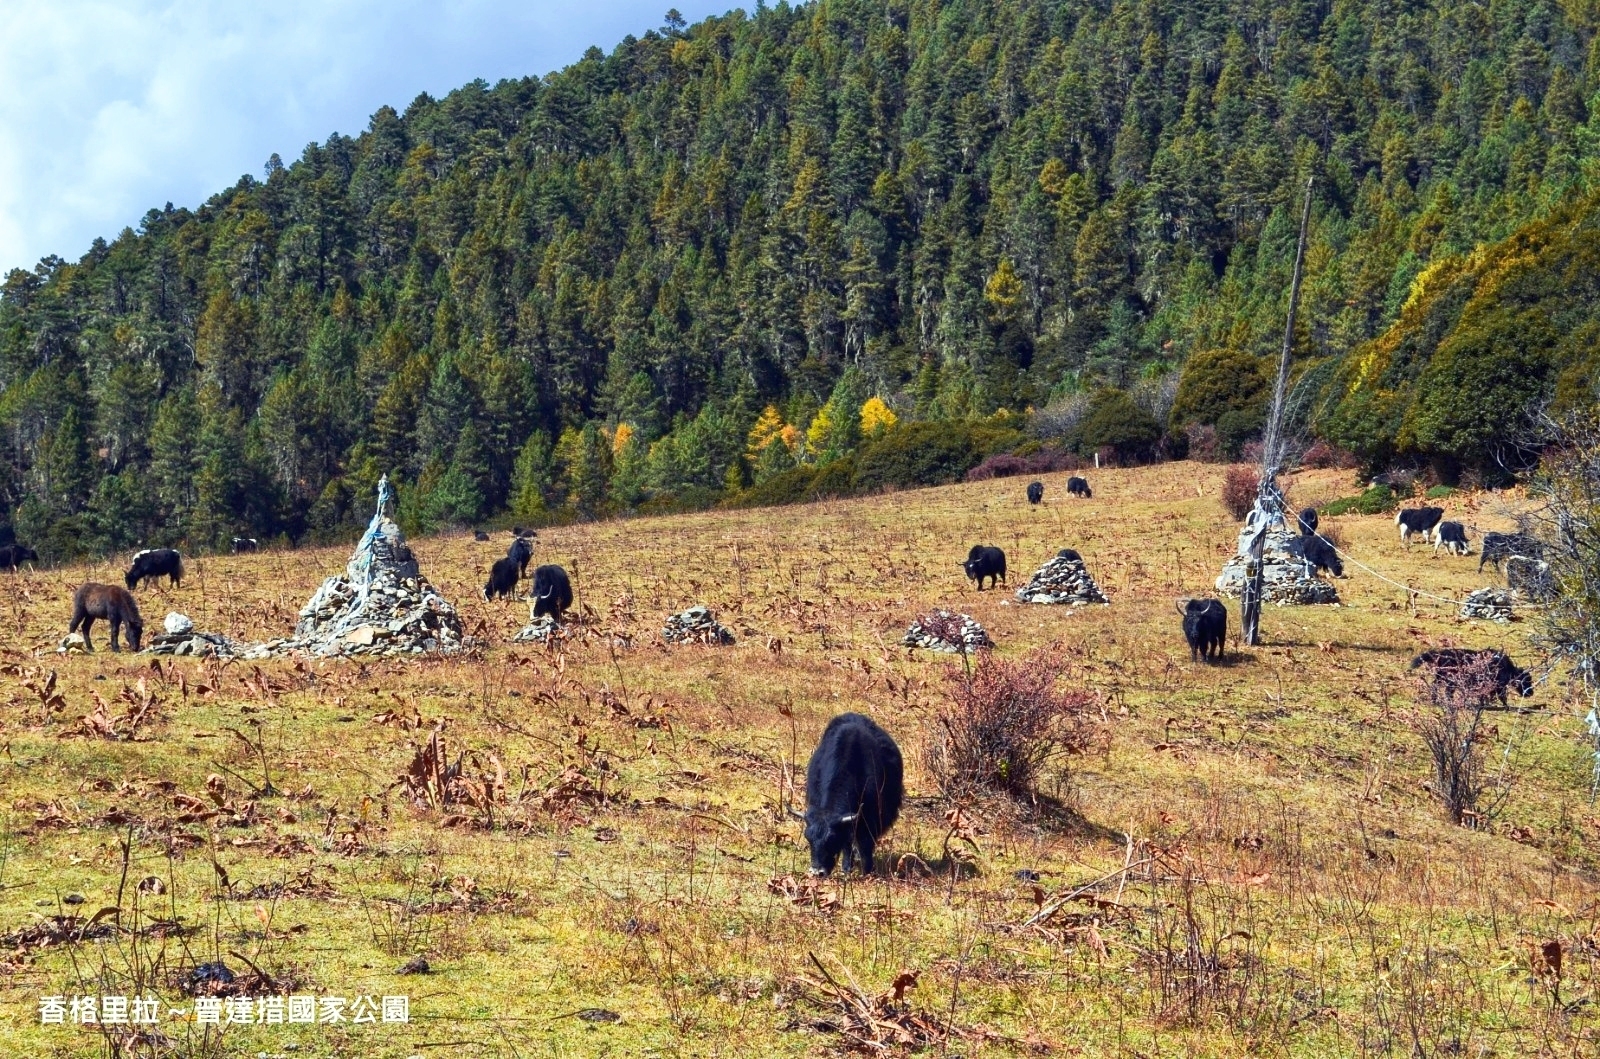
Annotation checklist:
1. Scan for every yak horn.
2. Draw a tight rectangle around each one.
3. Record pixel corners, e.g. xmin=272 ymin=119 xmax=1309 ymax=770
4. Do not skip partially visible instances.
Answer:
xmin=1174 ymin=598 xmax=1193 ymax=617
xmin=787 ymin=808 xmax=806 ymax=821
xmin=837 ymin=813 xmax=858 ymax=824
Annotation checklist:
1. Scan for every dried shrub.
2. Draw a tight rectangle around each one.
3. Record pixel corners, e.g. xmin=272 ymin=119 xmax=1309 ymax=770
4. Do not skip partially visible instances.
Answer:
xmin=964 ymin=448 xmax=1081 ymax=481
xmin=1221 ymin=465 xmax=1260 ymax=521
xmin=1412 ymin=652 xmax=1505 ymax=826
xmin=1185 ymin=423 xmax=1221 ymax=463
xmin=1300 ymin=438 xmax=1358 ymax=469
xmin=925 ymin=648 xmax=1100 ymax=800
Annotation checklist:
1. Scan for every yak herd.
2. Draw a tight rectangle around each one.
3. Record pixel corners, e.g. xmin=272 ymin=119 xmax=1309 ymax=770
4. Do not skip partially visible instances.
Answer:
xmin=17 ymin=471 xmax=1547 ymax=875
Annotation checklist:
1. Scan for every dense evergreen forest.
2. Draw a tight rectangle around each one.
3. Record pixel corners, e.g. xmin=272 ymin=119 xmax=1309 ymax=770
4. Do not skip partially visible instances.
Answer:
xmin=4 ymin=0 xmax=1600 ymax=555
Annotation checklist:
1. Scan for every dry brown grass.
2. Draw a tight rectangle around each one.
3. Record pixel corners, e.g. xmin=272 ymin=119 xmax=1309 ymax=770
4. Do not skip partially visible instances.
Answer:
xmin=0 ymin=461 xmax=1593 ymax=1057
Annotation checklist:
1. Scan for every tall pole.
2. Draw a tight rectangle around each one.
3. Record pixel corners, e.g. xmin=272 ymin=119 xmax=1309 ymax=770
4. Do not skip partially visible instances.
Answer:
xmin=1243 ymin=176 xmax=1315 ymax=647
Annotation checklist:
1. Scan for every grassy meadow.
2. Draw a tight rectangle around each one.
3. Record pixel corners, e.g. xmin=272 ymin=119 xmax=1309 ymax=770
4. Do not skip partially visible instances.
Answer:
xmin=0 ymin=461 xmax=1596 ymax=1057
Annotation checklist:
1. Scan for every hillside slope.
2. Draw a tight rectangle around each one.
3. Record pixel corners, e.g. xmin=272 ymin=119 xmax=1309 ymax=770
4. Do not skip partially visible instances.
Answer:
xmin=0 ymin=463 xmax=1594 ymax=1056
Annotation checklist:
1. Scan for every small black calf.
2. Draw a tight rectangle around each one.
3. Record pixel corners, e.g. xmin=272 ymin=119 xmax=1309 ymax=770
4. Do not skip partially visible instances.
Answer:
xmin=1293 ymin=534 xmax=1343 ymax=577
xmin=484 ymin=557 xmax=522 ymax=600
xmin=1431 ymin=521 xmax=1469 ymax=556
xmin=1177 ymin=598 xmax=1227 ymax=663
xmin=473 ymin=530 xmax=490 ymax=542
xmin=1066 ymin=476 xmax=1092 ymax=498
xmin=1026 ymin=481 xmax=1044 ymax=505
xmin=125 ymin=548 xmax=183 ymax=590
xmin=961 ymin=545 xmax=1007 ymax=590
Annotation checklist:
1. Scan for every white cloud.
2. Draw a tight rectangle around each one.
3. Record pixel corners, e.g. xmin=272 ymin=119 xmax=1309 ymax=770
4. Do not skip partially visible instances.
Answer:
xmin=0 ymin=0 xmax=725 ymax=274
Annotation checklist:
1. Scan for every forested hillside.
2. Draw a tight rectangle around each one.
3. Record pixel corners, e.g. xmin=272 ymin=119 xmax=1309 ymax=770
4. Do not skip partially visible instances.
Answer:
xmin=4 ymin=0 xmax=1599 ymax=554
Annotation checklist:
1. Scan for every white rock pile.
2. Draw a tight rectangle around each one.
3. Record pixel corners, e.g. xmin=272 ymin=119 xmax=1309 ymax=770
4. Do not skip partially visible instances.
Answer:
xmin=901 ymin=610 xmax=992 ymax=653
xmin=512 ymin=614 xmax=564 ymax=644
xmin=662 ymin=605 xmax=735 ymax=645
xmin=1015 ymin=550 xmax=1109 ymax=605
xmin=1459 ymin=587 xmax=1514 ymax=623
xmin=1215 ymin=525 xmax=1339 ymax=605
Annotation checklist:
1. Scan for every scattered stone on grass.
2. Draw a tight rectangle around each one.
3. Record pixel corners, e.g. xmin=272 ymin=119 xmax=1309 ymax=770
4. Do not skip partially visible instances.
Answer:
xmin=141 ymin=630 xmax=249 ymax=658
xmin=1215 ymin=525 xmax=1340 ymax=605
xmin=512 ymin=614 xmax=565 ymax=644
xmin=662 ymin=605 xmax=735 ymax=645
xmin=901 ymin=610 xmax=991 ymax=654
xmin=1015 ymin=550 xmax=1109 ymax=605
xmin=1460 ymin=587 xmax=1514 ymax=623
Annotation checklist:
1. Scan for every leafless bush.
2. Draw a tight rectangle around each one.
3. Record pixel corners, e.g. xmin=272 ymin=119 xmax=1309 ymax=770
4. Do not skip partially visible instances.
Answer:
xmin=1300 ymin=438 xmax=1358 ymax=469
xmin=1221 ymin=465 xmax=1259 ymax=521
xmin=924 ymin=648 xmax=1100 ymax=800
xmin=1133 ymin=372 xmax=1180 ymax=426
xmin=1028 ymin=392 xmax=1090 ymax=441
xmin=1186 ymin=423 xmax=1221 ymax=463
xmin=1411 ymin=653 xmax=1503 ymax=825
xmin=965 ymin=448 xmax=1080 ymax=482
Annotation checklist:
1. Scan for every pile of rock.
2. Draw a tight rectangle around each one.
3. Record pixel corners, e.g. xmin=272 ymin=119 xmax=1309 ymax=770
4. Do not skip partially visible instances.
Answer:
xmin=1015 ymin=550 xmax=1110 ymax=605
xmin=260 ymin=478 xmax=465 ymax=659
xmin=511 ymin=615 xmax=564 ymax=644
xmin=901 ymin=610 xmax=992 ymax=654
xmin=662 ymin=605 xmax=735 ymax=645
xmin=140 ymin=613 xmax=249 ymax=658
xmin=1459 ymin=587 xmax=1514 ymax=623
xmin=1215 ymin=525 xmax=1340 ymax=605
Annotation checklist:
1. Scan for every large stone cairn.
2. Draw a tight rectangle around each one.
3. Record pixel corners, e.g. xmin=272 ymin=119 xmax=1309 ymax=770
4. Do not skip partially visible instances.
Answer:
xmin=662 ymin=605 xmax=735 ymax=645
xmin=1015 ymin=550 xmax=1110 ymax=605
xmin=263 ymin=477 xmax=464 ymax=658
xmin=901 ymin=610 xmax=992 ymax=654
xmin=1216 ymin=524 xmax=1339 ymax=605
xmin=1459 ymin=587 xmax=1514 ymax=623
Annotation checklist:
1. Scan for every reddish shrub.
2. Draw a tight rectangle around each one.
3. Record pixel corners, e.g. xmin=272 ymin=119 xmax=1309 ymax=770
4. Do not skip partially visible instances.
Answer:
xmin=1185 ymin=423 xmax=1221 ymax=463
xmin=925 ymin=649 xmax=1101 ymax=800
xmin=1301 ymin=438 xmax=1358 ymax=470
xmin=965 ymin=448 xmax=1082 ymax=482
xmin=1239 ymin=439 xmax=1265 ymax=464
xmin=1221 ymin=465 xmax=1259 ymax=521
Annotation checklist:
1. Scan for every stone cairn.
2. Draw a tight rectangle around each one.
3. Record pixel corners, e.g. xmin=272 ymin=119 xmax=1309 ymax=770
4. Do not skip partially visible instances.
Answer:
xmin=1459 ymin=587 xmax=1514 ymax=623
xmin=142 ymin=612 xmax=250 ymax=658
xmin=1215 ymin=524 xmax=1339 ymax=605
xmin=662 ymin=605 xmax=735 ymax=645
xmin=1015 ymin=550 xmax=1110 ymax=605
xmin=512 ymin=613 xmax=564 ymax=645
xmin=270 ymin=479 xmax=464 ymax=658
xmin=901 ymin=610 xmax=992 ymax=654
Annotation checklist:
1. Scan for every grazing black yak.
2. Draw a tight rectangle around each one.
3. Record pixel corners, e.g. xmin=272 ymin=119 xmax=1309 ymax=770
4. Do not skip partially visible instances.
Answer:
xmin=231 ymin=537 xmax=259 ymax=553
xmin=1177 ymin=598 xmax=1227 ymax=663
xmin=1293 ymin=534 xmax=1343 ymax=577
xmin=961 ymin=545 xmax=1007 ymax=590
xmin=1026 ymin=481 xmax=1044 ymax=505
xmin=1067 ymin=476 xmax=1092 ymax=498
xmin=1410 ymin=648 xmax=1534 ymax=706
xmin=473 ymin=530 xmax=490 ymax=542
xmin=530 ymin=564 xmax=574 ymax=621
xmin=1478 ymin=532 xmax=1542 ymax=573
xmin=69 ymin=583 xmax=144 ymax=652
xmin=802 ymin=713 xmax=903 ymax=876
xmin=0 ymin=544 xmax=38 ymax=571
xmin=125 ymin=548 xmax=183 ymax=590
xmin=1296 ymin=507 xmax=1319 ymax=536
xmin=484 ymin=557 xmax=522 ymax=600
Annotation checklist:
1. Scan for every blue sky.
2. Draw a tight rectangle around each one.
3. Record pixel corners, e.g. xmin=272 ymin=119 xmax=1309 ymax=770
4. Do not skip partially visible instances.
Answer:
xmin=0 ymin=1 xmax=729 ymax=275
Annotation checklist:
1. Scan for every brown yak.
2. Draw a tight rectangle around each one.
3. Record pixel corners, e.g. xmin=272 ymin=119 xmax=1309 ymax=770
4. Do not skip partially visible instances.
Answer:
xmin=69 ymin=583 xmax=144 ymax=652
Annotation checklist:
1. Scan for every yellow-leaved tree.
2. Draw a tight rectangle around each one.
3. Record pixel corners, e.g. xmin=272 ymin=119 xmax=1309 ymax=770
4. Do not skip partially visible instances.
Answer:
xmin=859 ymin=396 xmax=897 ymax=438
xmin=746 ymin=405 xmax=786 ymax=461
